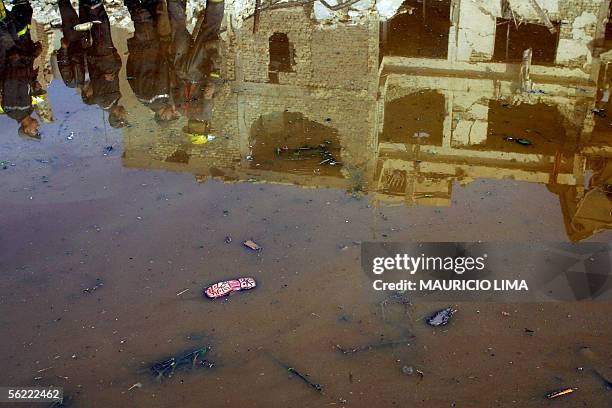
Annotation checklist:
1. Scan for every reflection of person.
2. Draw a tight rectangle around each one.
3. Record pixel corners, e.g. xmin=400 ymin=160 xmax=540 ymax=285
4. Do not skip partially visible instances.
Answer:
xmin=124 ymin=0 xmax=178 ymax=122
xmin=177 ymin=0 xmax=224 ymax=135
xmin=56 ymin=0 xmax=127 ymax=127
xmin=0 ymin=0 xmax=42 ymax=139
xmin=82 ymin=0 xmax=127 ymax=128
xmin=56 ymin=0 xmax=88 ymax=89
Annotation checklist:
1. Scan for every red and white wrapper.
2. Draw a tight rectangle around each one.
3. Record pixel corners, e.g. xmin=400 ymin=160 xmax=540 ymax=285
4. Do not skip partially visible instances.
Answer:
xmin=204 ymin=277 xmax=257 ymax=299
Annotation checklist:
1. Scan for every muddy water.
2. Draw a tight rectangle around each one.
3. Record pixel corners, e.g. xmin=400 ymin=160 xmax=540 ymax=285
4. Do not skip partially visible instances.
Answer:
xmin=2 ymin=3 xmax=612 ymax=408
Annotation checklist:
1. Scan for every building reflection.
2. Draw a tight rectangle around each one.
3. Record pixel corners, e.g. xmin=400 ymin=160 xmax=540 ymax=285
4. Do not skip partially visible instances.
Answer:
xmin=36 ymin=0 xmax=612 ymax=240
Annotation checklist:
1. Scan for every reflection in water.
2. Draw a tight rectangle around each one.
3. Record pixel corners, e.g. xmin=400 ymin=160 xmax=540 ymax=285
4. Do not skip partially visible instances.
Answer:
xmin=1 ymin=0 xmax=611 ymax=242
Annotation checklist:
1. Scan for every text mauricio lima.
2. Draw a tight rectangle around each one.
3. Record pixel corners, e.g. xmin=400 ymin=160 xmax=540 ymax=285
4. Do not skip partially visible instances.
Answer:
xmin=373 ymin=279 xmax=529 ymax=292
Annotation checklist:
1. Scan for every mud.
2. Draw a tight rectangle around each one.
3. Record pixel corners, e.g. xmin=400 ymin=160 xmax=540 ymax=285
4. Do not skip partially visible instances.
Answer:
xmin=1 ymin=0 xmax=612 ymax=407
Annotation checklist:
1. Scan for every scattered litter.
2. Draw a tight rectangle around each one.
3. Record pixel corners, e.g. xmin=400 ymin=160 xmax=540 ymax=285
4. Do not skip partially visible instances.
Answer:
xmin=103 ymin=146 xmax=114 ymax=155
xmin=246 ymin=155 xmax=254 ymax=161
xmin=401 ymin=366 xmax=414 ymax=376
xmin=203 ymin=277 xmax=257 ymax=299
xmin=176 ymin=288 xmax=189 ymax=296
xmin=151 ymin=347 xmax=214 ymax=380
xmin=128 ymin=382 xmax=142 ymax=391
xmin=273 ymin=358 xmax=322 ymax=393
xmin=0 ymin=160 xmax=9 ymax=169
xmin=275 ymin=143 xmax=340 ymax=166
xmin=83 ymin=278 xmax=104 ymax=294
xmin=191 ymin=134 xmax=217 ymax=145
xmin=592 ymin=108 xmax=607 ymax=117
xmin=426 ymin=307 xmax=456 ymax=327
xmin=224 ymin=236 xmax=232 ymax=244
xmin=401 ymin=366 xmax=424 ymax=379
xmin=524 ymin=328 xmax=535 ymax=335
xmin=66 ymin=132 xmax=74 ymax=141
xmin=413 ymin=131 xmax=430 ymax=138
xmin=504 ymin=136 xmax=532 ymax=146
xmin=243 ymin=239 xmax=262 ymax=251
xmin=545 ymin=387 xmax=577 ymax=399
xmin=336 ymin=338 xmax=413 ymax=356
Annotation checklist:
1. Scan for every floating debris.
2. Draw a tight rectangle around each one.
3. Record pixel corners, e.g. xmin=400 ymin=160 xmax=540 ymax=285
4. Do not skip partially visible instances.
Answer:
xmin=426 ymin=307 xmax=456 ymax=327
xmin=176 ymin=288 xmax=189 ymax=296
xmin=151 ymin=347 xmax=214 ymax=380
xmin=273 ymin=357 xmax=322 ymax=393
xmin=128 ymin=382 xmax=142 ymax=391
xmin=401 ymin=366 xmax=424 ymax=379
xmin=545 ymin=387 xmax=577 ymax=399
xmin=275 ymin=143 xmax=340 ymax=166
xmin=243 ymin=239 xmax=262 ymax=251
xmin=401 ymin=366 xmax=414 ymax=376
xmin=203 ymin=277 xmax=257 ymax=299
xmin=504 ymin=136 xmax=532 ymax=146
xmin=83 ymin=278 xmax=104 ymax=294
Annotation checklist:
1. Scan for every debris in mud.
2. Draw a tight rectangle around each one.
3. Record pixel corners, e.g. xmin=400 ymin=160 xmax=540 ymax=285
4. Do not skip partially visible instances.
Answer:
xmin=275 ymin=143 xmax=340 ymax=166
xmin=273 ymin=358 xmax=322 ymax=393
xmin=176 ymin=288 xmax=189 ymax=296
xmin=524 ymin=328 xmax=535 ymax=335
xmin=128 ymin=382 xmax=142 ymax=391
xmin=336 ymin=338 xmax=413 ymax=355
xmin=151 ymin=347 xmax=214 ymax=381
xmin=191 ymin=134 xmax=216 ymax=145
xmin=592 ymin=108 xmax=607 ymax=117
xmin=545 ymin=387 xmax=577 ymax=399
xmin=504 ymin=136 xmax=532 ymax=146
xmin=82 ymin=278 xmax=104 ymax=294
xmin=401 ymin=366 xmax=424 ymax=379
xmin=243 ymin=239 xmax=262 ymax=251
xmin=203 ymin=277 xmax=257 ymax=299
xmin=426 ymin=307 xmax=456 ymax=327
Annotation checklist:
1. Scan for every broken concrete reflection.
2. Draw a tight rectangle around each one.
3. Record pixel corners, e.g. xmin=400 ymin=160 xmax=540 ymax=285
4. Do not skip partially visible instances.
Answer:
xmin=1 ymin=0 xmax=612 ymax=407
xmin=101 ymin=0 xmax=611 ymax=242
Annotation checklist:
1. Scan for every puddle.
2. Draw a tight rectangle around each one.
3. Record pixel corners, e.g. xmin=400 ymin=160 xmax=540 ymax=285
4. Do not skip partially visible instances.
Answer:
xmin=1 ymin=0 xmax=612 ymax=407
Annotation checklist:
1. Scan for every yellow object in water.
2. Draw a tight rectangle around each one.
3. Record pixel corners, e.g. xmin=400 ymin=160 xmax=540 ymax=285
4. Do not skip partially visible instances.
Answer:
xmin=545 ymin=387 xmax=577 ymax=399
xmin=191 ymin=135 xmax=209 ymax=145
xmin=190 ymin=134 xmax=217 ymax=145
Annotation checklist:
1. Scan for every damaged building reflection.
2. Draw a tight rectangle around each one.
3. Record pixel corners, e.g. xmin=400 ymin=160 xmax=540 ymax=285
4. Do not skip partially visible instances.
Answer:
xmin=2 ymin=0 xmax=612 ymax=242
